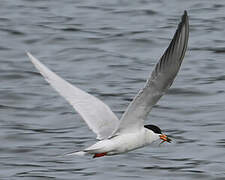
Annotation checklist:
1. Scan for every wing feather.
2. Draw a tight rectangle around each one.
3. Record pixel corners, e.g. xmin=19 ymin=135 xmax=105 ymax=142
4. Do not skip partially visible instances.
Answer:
xmin=116 ymin=11 xmax=189 ymax=134
xmin=27 ymin=53 xmax=119 ymax=140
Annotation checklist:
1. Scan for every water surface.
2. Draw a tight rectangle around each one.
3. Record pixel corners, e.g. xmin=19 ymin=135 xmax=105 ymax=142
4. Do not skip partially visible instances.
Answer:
xmin=1 ymin=0 xmax=225 ymax=179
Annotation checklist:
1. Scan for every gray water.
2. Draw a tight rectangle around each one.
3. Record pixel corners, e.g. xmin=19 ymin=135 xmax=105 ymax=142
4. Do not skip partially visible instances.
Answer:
xmin=1 ymin=0 xmax=225 ymax=179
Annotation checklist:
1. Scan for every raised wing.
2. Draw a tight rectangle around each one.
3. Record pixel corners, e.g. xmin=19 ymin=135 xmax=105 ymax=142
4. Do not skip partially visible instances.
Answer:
xmin=115 ymin=11 xmax=189 ymax=134
xmin=27 ymin=53 xmax=119 ymax=140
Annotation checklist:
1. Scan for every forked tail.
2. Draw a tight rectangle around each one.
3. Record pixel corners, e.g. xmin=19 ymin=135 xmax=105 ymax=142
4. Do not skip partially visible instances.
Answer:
xmin=64 ymin=151 xmax=107 ymax=158
xmin=64 ymin=151 xmax=87 ymax=156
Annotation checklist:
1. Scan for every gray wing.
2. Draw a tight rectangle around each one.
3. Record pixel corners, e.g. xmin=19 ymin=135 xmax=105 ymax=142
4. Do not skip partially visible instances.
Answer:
xmin=115 ymin=11 xmax=189 ymax=134
xmin=27 ymin=53 xmax=119 ymax=140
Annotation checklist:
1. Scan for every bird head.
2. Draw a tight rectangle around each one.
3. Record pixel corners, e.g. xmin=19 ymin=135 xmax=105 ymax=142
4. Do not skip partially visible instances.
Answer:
xmin=144 ymin=124 xmax=171 ymax=143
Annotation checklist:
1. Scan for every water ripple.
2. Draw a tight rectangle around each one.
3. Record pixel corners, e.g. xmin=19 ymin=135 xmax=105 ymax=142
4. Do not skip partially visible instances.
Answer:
xmin=1 ymin=0 xmax=225 ymax=180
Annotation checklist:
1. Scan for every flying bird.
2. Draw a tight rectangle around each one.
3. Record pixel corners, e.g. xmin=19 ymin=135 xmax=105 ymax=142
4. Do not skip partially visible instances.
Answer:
xmin=27 ymin=11 xmax=189 ymax=158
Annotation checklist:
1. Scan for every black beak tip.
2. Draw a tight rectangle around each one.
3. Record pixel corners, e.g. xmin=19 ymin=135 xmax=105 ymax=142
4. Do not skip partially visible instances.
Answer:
xmin=167 ymin=137 xmax=172 ymax=143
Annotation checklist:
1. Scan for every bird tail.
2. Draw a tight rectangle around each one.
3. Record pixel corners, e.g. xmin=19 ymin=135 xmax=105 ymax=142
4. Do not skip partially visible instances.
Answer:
xmin=64 ymin=151 xmax=88 ymax=156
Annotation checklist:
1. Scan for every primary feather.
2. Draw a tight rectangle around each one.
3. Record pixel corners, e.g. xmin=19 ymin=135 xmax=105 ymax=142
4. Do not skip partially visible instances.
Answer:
xmin=115 ymin=11 xmax=189 ymax=134
xmin=27 ymin=53 xmax=119 ymax=140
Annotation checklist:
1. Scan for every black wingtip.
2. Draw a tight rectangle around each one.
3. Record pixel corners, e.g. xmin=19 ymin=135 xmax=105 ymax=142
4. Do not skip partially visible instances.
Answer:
xmin=182 ymin=10 xmax=188 ymax=21
xmin=179 ymin=11 xmax=189 ymax=37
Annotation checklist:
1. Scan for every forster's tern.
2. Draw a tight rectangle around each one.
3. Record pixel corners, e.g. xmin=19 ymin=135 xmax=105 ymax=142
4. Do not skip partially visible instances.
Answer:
xmin=27 ymin=11 xmax=189 ymax=158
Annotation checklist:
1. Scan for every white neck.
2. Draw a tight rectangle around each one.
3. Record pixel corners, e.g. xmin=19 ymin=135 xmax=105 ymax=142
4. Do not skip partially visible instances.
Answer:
xmin=144 ymin=129 xmax=160 ymax=144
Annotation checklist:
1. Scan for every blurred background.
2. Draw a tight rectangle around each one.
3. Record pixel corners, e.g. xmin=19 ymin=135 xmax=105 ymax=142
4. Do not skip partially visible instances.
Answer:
xmin=0 ymin=0 xmax=225 ymax=179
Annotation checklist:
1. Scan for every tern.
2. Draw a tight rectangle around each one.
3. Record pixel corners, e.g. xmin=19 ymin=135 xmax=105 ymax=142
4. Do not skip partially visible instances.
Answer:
xmin=27 ymin=11 xmax=189 ymax=158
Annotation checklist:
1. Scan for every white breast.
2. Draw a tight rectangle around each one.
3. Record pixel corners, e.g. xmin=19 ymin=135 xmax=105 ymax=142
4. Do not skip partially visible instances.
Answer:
xmin=85 ymin=128 xmax=160 ymax=155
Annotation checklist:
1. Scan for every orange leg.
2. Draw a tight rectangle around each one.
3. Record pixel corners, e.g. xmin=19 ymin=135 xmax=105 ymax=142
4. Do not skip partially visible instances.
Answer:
xmin=93 ymin=152 xmax=107 ymax=158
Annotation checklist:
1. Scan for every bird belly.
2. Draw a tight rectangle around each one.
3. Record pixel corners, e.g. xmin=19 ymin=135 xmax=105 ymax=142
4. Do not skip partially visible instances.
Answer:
xmin=85 ymin=130 xmax=147 ymax=155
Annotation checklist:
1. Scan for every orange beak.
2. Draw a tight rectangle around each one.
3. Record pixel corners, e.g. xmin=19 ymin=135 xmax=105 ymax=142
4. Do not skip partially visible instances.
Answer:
xmin=159 ymin=134 xmax=172 ymax=144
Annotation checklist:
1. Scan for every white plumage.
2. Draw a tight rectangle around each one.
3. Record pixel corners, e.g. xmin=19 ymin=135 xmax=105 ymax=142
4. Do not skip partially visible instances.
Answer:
xmin=27 ymin=11 xmax=189 ymax=158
